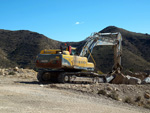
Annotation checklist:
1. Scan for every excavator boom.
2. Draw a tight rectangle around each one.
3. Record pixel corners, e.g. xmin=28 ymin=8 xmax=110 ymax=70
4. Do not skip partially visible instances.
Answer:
xmin=79 ymin=32 xmax=122 ymax=71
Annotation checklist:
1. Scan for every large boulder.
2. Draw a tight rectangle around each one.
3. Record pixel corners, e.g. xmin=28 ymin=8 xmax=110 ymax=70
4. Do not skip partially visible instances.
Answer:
xmin=142 ymin=77 xmax=150 ymax=84
xmin=126 ymin=75 xmax=141 ymax=84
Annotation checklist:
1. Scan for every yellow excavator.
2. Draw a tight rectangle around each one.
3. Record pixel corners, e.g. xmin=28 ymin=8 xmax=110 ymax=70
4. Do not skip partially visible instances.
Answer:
xmin=36 ymin=32 xmax=122 ymax=83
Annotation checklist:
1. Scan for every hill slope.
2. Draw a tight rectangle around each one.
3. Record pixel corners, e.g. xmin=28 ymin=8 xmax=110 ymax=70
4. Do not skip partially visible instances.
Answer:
xmin=0 ymin=30 xmax=61 ymax=68
xmin=96 ymin=26 xmax=150 ymax=72
xmin=0 ymin=27 xmax=150 ymax=73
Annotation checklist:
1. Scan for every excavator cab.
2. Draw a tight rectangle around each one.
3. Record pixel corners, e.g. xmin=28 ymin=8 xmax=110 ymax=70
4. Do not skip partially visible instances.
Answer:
xmin=70 ymin=47 xmax=77 ymax=55
xmin=60 ymin=44 xmax=77 ymax=55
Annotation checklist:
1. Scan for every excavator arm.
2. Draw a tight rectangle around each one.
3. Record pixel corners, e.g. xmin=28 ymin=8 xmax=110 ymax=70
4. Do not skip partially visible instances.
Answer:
xmin=79 ymin=32 xmax=122 ymax=72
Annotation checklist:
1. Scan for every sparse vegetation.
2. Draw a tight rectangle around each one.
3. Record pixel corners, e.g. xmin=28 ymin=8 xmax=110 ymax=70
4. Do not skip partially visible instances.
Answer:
xmin=135 ymin=96 xmax=141 ymax=102
xmin=49 ymin=84 xmax=57 ymax=88
xmin=0 ymin=29 xmax=61 ymax=69
xmin=98 ymin=89 xmax=107 ymax=95
xmin=143 ymin=103 xmax=150 ymax=109
xmin=100 ymin=26 xmax=150 ymax=72
xmin=124 ymin=97 xmax=133 ymax=104
xmin=108 ymin=90 xmax=119 ymax=100
xmin=8 ymin=71 xmax=16 ymax=75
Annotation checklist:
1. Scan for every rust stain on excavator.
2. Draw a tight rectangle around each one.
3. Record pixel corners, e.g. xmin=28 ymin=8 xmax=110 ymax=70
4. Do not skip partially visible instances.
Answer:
xmin=36 ymin=60 xmax=62 ymax=69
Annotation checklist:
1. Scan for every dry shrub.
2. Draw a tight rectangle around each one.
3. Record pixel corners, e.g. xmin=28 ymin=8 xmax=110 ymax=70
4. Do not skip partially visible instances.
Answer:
xmin=108 ymin=90 xmax=119 ymax=100
xmin=124 ymin=97 xmax=134 ymax=104
xmin=49 ymin=84 xmax=57 ymax=88
xmin=98 ymin=89 xmax=107 ymax=95
xmin=144 ymin=104 xmax=150 ymax=109
xmin=135 ymin=96 xmax=141 ymax=102
xmin=8 ymin=71 xmax=16 ymax=75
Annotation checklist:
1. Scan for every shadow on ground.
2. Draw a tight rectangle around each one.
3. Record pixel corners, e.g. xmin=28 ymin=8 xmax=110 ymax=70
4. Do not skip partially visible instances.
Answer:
xmin=15 ymin=81 xmax=94 ymax=85
xmin=15 ymin=81 xmax=40 ymax=85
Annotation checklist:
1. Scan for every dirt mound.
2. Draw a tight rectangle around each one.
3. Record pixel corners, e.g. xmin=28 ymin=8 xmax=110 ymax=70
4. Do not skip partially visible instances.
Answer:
xmin=48 ymin=83 xmax=150 ymax=109
xmin=0 ymin=67 xmax=37 ymax=79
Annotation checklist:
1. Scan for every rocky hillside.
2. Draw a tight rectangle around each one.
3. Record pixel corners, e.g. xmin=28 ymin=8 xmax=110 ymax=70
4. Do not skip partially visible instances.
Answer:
xmin=0 ymin=30 xmax=61 ymax=68
xmin=0 ymin=26 xmax=150 ymax=73
xmin=97 ymin=26 xmax=150 ymax=72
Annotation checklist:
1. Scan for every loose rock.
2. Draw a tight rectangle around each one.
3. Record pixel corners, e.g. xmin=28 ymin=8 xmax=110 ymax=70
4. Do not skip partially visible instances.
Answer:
xmin=142 ymin=77 xmax=150 ymax=84
xmin=144 ymin=92 xmax=150 ymax=99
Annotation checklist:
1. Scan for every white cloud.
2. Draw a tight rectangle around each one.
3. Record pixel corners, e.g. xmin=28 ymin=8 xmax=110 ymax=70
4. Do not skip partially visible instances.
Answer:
xmin=75 ymin=22 xmax=80 ymax=25
xmin=75 ymin=21 xmax=84 ymax=25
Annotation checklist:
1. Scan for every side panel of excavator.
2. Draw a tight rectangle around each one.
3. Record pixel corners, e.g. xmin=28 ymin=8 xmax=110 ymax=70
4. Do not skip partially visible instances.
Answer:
xmin=62 ymin=54 xmax=94 ymax=71
xmin=36 ymin=54 xmax=62 ymax=69
xmin=36 ymin=50 xmax=94 ymax=71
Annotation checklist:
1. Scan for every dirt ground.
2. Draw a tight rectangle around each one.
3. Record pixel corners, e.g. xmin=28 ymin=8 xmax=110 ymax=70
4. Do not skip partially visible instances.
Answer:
xmin=0 ymin=71 xmax=150 ymax=113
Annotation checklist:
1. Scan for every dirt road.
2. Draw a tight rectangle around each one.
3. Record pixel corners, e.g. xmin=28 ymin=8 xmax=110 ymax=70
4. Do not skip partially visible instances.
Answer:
xmin=0 ymin=75 xmax=149 ymax=113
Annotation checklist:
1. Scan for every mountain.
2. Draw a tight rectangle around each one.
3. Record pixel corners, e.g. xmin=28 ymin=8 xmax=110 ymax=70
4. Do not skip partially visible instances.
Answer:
xmin=93 ymin=26 xmax=150 ymax=72
xmin=0 ymin=30 xmax=61 ymax=68
xmin=0 ymin=26 xmax=150 ymax=73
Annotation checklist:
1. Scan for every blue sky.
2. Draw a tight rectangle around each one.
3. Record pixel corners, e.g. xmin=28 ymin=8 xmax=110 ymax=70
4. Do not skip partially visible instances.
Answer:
xmin=0 ymin=0 xmax=150 ymax=42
